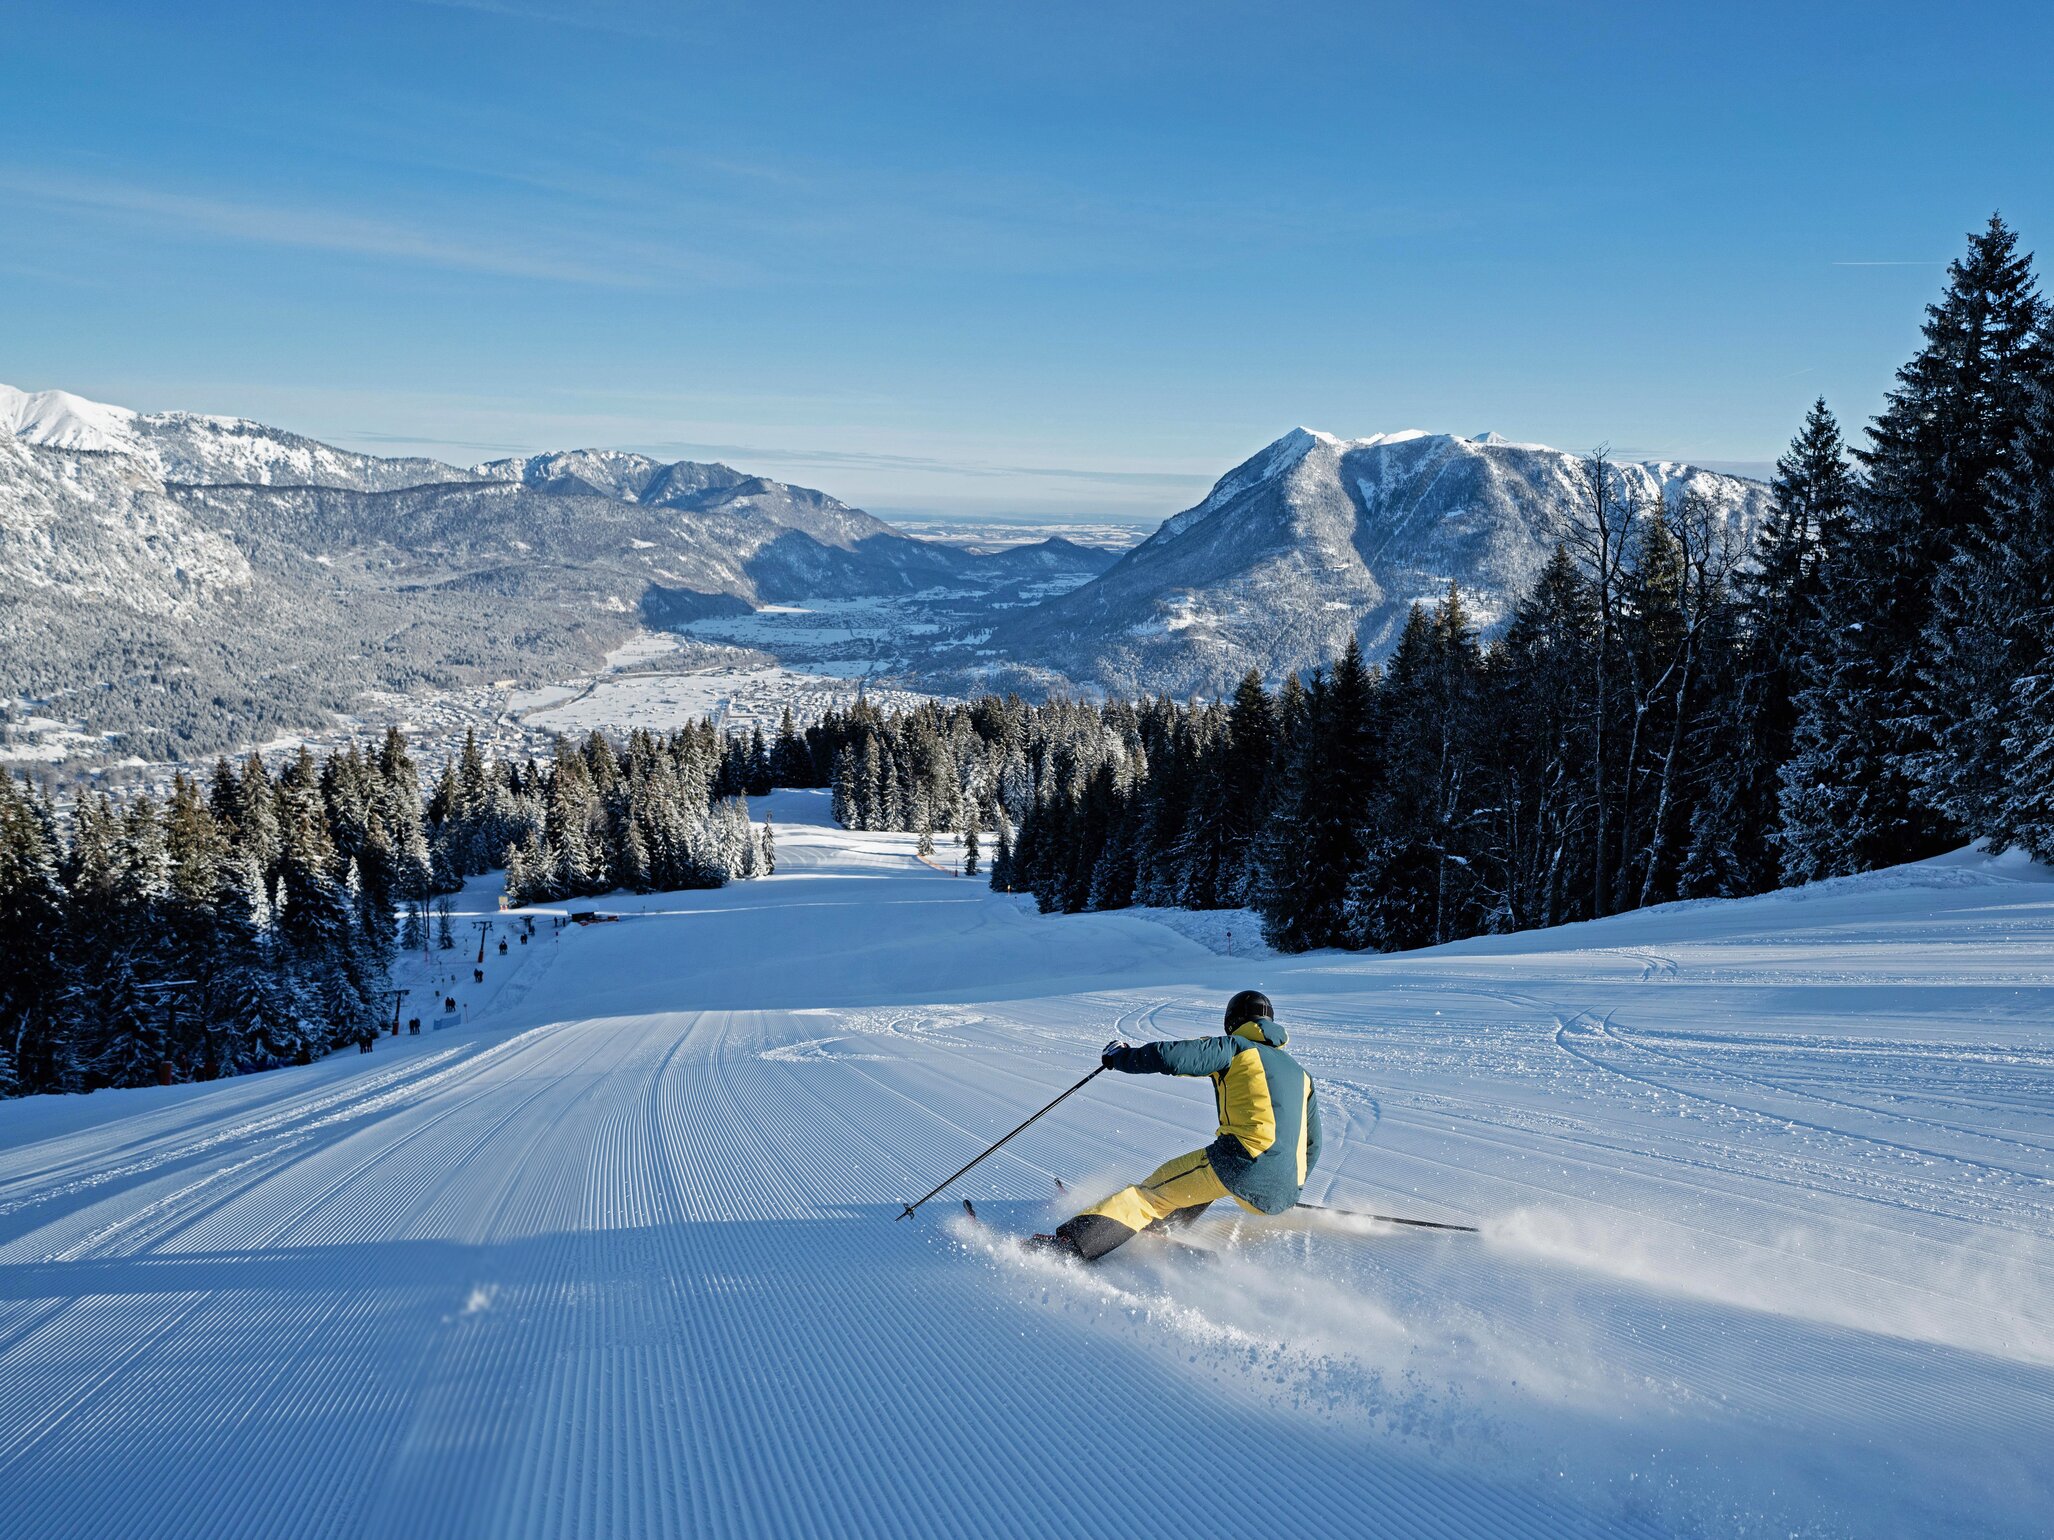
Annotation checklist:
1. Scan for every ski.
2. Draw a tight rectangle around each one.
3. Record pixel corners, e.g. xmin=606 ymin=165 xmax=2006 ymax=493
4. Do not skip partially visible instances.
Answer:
xmin=956 ymin=1190 xmax=1213 ymax=1266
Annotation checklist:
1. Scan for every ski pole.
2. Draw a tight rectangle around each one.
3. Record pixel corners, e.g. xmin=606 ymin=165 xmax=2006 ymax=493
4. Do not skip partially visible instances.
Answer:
xmin=1296 ymin=1202 xmax=1479 ymax=1234
xmin=896 ymin=1065 xmax=1105 ymax=1220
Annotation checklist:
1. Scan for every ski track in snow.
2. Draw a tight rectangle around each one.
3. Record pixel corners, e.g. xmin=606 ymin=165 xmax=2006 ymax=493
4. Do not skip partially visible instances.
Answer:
xmin=3 ymin=791 xmax=2053 ymax=1537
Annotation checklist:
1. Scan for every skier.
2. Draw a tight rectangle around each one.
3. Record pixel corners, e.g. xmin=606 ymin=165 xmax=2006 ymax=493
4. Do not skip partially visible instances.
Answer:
xmin=1030 ymin=990 xmax=1321 ymax=1261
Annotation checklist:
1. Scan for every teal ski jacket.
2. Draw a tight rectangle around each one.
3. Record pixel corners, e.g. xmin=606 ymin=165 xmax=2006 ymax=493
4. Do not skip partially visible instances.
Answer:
xmin=1105 ymin=1017 xmax=1322 ymax=1214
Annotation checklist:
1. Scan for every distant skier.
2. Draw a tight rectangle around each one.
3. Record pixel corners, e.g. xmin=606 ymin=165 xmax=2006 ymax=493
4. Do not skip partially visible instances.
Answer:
xmin=1031 ymin=990 xmax=1321 ymax=1261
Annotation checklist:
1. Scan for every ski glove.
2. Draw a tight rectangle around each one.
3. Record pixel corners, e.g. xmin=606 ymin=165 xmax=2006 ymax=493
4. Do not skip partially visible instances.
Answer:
xmin=1100 ymin=1039 xmax=1131 ymax=1068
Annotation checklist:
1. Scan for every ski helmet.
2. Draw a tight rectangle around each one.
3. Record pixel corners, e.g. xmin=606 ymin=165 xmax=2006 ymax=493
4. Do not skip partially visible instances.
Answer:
xmin=1223 ymin=989 xmax=1273 ymax=1030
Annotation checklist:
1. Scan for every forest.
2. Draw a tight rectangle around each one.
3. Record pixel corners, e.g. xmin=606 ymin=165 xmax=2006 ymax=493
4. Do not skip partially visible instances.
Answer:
xmin=0 ymin=726 xmax=766 ymax=1097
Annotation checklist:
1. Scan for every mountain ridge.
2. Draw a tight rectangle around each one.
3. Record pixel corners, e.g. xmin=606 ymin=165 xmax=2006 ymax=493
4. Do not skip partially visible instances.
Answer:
xmin=965 ymin=424 xmax=1773 ymax=699
xmin=0 ymin=383 xmax=1113 ymax=760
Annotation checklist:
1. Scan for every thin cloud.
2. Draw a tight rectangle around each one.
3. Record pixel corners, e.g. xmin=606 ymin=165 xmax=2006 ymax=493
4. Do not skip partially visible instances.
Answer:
xmin=346 ymin=430 xmax=528 ymax=455
xmin=0 ymin=168 xmax=704 ymax=287
xmin=636 ymin=438 xmax=1210 ymax=489
xmin=317 ymin=421 xmax=1211 ymax=494
xmin=402 ymin=0 xmax=682 ymax=40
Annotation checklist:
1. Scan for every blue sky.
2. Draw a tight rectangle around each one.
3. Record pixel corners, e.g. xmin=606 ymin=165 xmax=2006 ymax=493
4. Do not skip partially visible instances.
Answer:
xmin=4 ymin=1 xmax=2049 ymax=521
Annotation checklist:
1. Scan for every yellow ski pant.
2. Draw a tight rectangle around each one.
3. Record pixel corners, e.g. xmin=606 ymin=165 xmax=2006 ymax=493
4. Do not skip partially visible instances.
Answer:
xmin=1078 ymin=1148 xmax=1257 ymax=1233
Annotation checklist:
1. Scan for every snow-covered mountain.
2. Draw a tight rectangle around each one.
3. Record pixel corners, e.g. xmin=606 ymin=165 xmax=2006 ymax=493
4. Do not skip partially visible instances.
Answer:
xmin=0 ymin=383 xmax=470 ymax=491
xmin=979 ymin=427 xmax=1774 ymax=698
xmin=0 ymin=384 xmax=1112 ymax=759
xmin=0 ymin=430 xmax=252 ymax=616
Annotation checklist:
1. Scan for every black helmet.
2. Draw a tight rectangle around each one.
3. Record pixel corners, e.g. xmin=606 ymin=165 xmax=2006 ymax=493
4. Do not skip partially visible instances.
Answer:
xmin=1223 ymin=990 xmax=1273 ymax=1030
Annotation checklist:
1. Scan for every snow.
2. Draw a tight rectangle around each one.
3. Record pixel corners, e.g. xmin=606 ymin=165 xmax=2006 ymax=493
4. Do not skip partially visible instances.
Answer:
xmin=512 ymin=664 xmax=869 ymax=734
xmin=1130 ymin=593 xmax=1214 ymax=636
xmin=2 ymin=795 xmax=2051 ymax=1537
xmin=504 ymin=628 xmax=938 ymax=735
xmin=0 ymin=383 xmax=141 ymax=455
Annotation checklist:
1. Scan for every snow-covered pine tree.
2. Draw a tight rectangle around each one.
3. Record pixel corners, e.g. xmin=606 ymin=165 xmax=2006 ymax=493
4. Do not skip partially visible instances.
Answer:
xmin=990 ymin=807 xmax=1014 ymax=891
xmin=962 ymin=824 xmax=979 ymax=876
xmin=859 ymin=739 xmax=884 ymax=831
xmin=456 ymin=728 xmax=494 ymax=874
xmin=761 ymin=818 xmax=776 ymax=875
xmin=1706 ymin=399 xmax=1854 ymax=892
xmin=88 ymin=796 xmax=174 ymax=1087
xmin=831 ymin=748 xmax=856 ymax=828
xmin=208 ymin=847 xmax=288 ymax=1072
xmin=208 ymin=755 xmax=242 ymax=845
xmin=913 ymin=781 xmax=935 ymax=855
xmin=617 ymin=812 xmax=652 ymax=892
xmin=0 ymin=773 xmax=72 ymax=1093
xmin=377 ymin=729 xmax=433 ymax=914
xmin=234 ymin=752 xmax=281 ymax=887
xmin=273 ymin=754 xmax=353 ymax=1057
xmin=162 ymin=773 xmax=228 ymax=1072
xmin=882 ymin=751 xmax=907 ymax=832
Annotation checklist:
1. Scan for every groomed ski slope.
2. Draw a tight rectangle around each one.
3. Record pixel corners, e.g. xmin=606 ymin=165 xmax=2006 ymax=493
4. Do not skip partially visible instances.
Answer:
xmin=3 ymin=790 xmax=2052 ymax=1539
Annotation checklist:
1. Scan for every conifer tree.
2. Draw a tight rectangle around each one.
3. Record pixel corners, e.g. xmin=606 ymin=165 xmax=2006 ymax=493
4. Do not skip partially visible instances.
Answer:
xmin=1783 ymin=216 xmax=2047 ymax=879
xmin=1948 ymin=370 xmax=2054 ymax=857
xmin=746 ymin=726 xmax=774 ymax=797
xmin=832 ymin=748 xmax=859 ymax=828
xmin=771 ymin=707 xmax=809 ymax=786
xmin=208 ymin=755 xmax=241 ymax=842
xmin=1486 ymin=546 xmax=1598 ymax=929
xmin=1716 ymin=400 xmax=1852 ymax=890
xmin=234 ymin=752 xmax=281 ymax=884
xmin=1347 ymin=587 xmax=1486 ymax=949
xmin=209 ymin=846 xmax=287 ymax=1071
xmin=990 ymin=807 xmax=1014 ymax=891
xmin=1254 ymin=640 xmax=1379 ymax=951
xmin=0 ymin=774 xmax=70 ymax=1092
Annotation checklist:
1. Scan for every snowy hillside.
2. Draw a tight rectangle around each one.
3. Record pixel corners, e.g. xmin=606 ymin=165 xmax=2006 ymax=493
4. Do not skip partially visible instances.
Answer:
xmin=2 ymin=792 xmax=2047 ymax=1538
xmin=0 ymin=382 xmax=470 ymax=491
xmin=979 ymin=427 xmax=1774 ymax=698
xmin=0 ymin=432 xmax=252 ymax=614
xmin=0 ymin=384 xmax=1113 ymax=760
